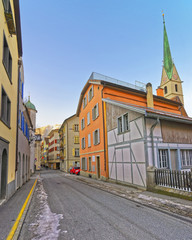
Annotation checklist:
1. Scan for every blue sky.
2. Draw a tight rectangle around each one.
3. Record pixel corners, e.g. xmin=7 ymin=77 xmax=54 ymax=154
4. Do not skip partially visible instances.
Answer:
xmin=20 ymin=0 xmax=192 ymax=127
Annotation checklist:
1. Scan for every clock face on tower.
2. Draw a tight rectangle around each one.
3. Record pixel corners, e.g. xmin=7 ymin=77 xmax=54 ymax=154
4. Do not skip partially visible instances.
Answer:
xmin=173 ymin=74 xmax=178 ymax=80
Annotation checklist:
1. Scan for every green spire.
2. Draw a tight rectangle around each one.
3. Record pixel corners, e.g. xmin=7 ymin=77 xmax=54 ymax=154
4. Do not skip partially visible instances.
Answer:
xmin=163 ymin=15 xmax=173 ymax=79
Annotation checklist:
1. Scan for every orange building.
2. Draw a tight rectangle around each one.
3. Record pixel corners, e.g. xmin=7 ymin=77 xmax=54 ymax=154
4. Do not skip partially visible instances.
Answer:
xmin=77 ymin=72 xmax=187 ymax=180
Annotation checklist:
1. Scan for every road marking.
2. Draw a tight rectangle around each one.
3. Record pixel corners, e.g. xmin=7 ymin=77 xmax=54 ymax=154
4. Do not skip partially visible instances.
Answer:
xmin=6 ymin=179 xmax=37 ymax=240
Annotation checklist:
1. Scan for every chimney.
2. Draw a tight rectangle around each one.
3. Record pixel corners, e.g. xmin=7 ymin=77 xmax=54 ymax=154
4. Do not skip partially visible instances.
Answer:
xmin=156 ymin=87 xmax=164 ymax=97
xmin=146 ymin=83 xmax=154 ymax=108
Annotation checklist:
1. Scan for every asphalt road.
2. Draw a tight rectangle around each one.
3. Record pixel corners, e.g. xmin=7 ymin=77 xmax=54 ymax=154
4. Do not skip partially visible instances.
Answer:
xmin=0 ymin=178 xmax=36 ymax=240
xmin=19 ymin=170 xmax=192 ymax=240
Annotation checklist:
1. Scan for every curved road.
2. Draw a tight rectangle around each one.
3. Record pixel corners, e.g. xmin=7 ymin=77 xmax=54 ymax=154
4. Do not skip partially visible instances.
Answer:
xmin=19 ymin=170 xmax=192 ymax=240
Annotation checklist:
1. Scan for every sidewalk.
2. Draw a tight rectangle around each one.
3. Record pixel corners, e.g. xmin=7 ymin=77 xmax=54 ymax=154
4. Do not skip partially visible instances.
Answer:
xmin=63 ymin=172 xmax=192 ymax=220
xmin=0 ymin=175 xmax=37 ymax=240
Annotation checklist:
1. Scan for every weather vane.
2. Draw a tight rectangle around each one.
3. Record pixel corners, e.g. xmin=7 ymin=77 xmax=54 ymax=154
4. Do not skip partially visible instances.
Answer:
xmin=162 ymin=10 xmax=165 ymax=23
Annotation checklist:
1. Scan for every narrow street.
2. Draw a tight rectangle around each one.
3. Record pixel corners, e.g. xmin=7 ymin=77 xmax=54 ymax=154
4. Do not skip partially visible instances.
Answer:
xmin=19 ymin=169 xmax=192 ymax=240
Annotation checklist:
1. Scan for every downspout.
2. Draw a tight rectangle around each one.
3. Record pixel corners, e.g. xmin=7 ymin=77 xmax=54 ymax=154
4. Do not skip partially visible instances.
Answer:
xmin=150 ymin=118 xmax=159 ymax=166
xmin=15 ymin=61 xmax=21 ymax=173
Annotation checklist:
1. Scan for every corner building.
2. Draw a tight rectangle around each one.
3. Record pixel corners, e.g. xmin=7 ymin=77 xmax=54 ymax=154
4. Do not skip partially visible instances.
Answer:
xmin=0 ymin=0 xmax=22 ymax=200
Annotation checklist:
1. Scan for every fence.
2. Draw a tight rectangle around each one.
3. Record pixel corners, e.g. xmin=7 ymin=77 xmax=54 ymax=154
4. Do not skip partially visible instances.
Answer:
xmin=155 ymin=169 xmax=192 ymax=192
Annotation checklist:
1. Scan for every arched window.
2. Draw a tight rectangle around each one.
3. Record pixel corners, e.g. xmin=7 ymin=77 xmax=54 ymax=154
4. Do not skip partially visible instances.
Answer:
xmin=164 ymin=86 xmax=168 ymax=94
xmin=175 ymin=84 xmax=178 ymax=92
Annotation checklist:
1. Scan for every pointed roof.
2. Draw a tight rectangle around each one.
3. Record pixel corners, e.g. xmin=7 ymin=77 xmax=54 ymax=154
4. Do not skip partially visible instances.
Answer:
xmin=163 ymin=15 xmax=173 ymax=79
xmin=25 ymin=96 xmax=37 ymax=112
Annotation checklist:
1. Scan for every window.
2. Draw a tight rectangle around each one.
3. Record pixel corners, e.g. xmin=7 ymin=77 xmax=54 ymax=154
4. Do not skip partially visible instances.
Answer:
xmin=1 ymin=87 xmax=11 ymax=127
xmin=81 ymin=118 xmax=85 ymax=130
xmin=159 ymin=149 xmax=169 ymax=169
xmin=92 ymin=103 xmax=99 ymax=120
xmin=3 ymin=34 xmax=12 ymax=81
xmin=87 ymin=112 xmax=90 ymax=125
xmin=164 ymin=86 xmax=167 ymax=95
xmin=175 ymin=84 xmax=178 ymax=92
xmin=89 ymin=157 xmax=92 ymax=171
xmin=81 ymin=137 xmax=85 ymax=149
xmin=118 ymin=113 xmax=129 ymax=134
xmin=81 ymin=157 xmax=87 ymax=170
xmin=83 ymin=95 xmax=87 ymax=109
xmin=74 ymin=136 xmax=79 ymax=144
xmin=3 ymin=0 xmax=11 ymax=13
xmin=88 ymin=86 xmax=94 ymax=102
xmin=75 ymin=148 xmax=79 ymax=157
xmin=180 ymin=150 xmax=192 ymax=167
xmin=74 ymin=124 xmax=79 ymax=132
xmin=93 ymin=129 xmax=100 ymax=145
xmin=88 ymin=133 xmax=91 ymax=147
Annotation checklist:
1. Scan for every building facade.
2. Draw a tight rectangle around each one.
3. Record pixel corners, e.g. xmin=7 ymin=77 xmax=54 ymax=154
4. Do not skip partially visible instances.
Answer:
xmin=0 ymin=0 xmax=23 ymax=200
xmin=16 ymin=60 xmax=32 ymax=189
xmin=59 ymin=115 xmax=80 ymax=172
xmin=25 ymin=96 xmax=37 ymax=174
xmin=47 ymin=129 xmax=60 ymax=169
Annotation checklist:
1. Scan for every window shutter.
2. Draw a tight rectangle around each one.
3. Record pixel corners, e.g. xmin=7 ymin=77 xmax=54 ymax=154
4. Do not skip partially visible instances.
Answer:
xmin=96 ymin=103 xmax=99 ymax=118
xmin=93 ymin=131 xmax=95 ymax=145
xmin=72 ymin=148 xmax=75 ymax=156
xmin=88 ymin=90 xmax=90 ymax=102
xmin=72 ymin=124 xmax=75 ymax=131
xmin=92 ymin=86 xmax=94 ymax=97
xmin=81 ymin=158 xmax=82 ymax=169
xmin=85 ymin=157 xmax=87 ymax=170
xmin=98 ymin=129 xmax=100 ymax=144
xmin=92 ymin=107 xmax=94 ymax=120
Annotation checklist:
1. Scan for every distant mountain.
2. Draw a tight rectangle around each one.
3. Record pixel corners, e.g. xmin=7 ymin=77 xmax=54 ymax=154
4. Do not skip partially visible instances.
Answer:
xmin=35 ymin=124 xmax=61 ymax=140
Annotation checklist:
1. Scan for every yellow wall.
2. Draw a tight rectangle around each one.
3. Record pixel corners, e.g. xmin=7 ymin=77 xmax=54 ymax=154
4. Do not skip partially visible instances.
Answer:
xmin=0 ymin=0 xmax=19 ymax=183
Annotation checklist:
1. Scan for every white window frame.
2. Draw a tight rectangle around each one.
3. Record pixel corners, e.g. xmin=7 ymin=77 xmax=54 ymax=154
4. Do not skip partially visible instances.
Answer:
xmin=81 ymin=118 xmax=85 ymax=130
xmin=117 ymin=113 xmax=129 ymax=134
xmin=81 ymin=137 xmax=85 ymax=149
xmin=159 ymin=149 xmax=169 ymax=169
xmin=93 ymin=129 xmax=100 ymax=145
xmin=88 ymin=86 xmax=94 ymax=102
xmin=180 ymin=150 xmax=192 ymax=168
xmin=92 ymin=103 xmax=99 ymax=121
xmin=83 ymin=95 xmax=87 ymax=109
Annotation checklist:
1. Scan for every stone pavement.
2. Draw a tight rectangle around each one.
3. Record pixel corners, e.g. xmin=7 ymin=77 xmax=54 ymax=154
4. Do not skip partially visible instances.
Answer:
xmin=63 ymin=172 xmax=192 ymax=220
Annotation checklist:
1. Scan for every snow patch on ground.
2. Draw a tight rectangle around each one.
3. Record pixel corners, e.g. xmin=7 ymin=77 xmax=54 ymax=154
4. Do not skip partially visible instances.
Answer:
xmin=137 ymin=194 xmax=192 ymax=210
xmin=29 ymin=179 xmax=63 ymax=240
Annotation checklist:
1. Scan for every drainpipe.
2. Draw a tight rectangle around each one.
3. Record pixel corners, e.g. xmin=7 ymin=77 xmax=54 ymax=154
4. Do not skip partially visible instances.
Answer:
xmin=150 ymin=118 xmax=159 ymax=166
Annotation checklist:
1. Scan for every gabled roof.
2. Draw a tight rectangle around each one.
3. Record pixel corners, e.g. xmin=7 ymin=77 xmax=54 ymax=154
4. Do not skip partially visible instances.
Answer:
xmin=59 ymin=114 xmax=77 ymax=132
xmin=103 ymin=99 xmax=192 ymax=125
xmin=76 ymin=72 xmax=183 ymax=116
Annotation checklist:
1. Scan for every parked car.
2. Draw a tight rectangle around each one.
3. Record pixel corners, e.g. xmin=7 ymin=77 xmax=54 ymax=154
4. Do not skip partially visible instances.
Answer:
xmin=75 ymin=168 xmax=80 ymax=175
xmin=70 ymin=166 xmax=80 ymax=174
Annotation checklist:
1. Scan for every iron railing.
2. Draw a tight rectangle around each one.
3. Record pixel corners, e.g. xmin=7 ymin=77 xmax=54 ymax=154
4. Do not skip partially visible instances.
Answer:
xmin=155 ymin=169 xmax=192 ymax=192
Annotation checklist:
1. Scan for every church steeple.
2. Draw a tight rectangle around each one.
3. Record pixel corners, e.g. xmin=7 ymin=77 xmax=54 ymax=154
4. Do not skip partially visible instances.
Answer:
xmin=163 ymin=14 xmax=173 ymax=80
xmin=160 ymin=14 xmax=184 ymax=105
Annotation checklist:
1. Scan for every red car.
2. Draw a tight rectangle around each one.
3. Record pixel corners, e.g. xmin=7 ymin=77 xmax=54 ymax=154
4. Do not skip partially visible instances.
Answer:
xmin=70 ymin=166 xmax=80 ymax=174
xmin=75 ymin=168 xmax=80 ymax=175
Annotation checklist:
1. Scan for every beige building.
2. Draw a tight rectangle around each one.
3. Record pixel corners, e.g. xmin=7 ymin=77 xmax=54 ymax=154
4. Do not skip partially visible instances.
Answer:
xmin=59 ymin=115 xmax=80 ymax=172
xmin=47 ymin=129 xmax=60 ymax=169
xmin=0 ymin=0 xmax=23 ymax=200
xmin=34 ymin=134 xmax=41 ymax=170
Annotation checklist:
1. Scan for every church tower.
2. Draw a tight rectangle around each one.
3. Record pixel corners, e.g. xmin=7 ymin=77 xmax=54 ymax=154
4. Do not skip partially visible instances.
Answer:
xmin=160 ymin=15 xmax=184 ymax=105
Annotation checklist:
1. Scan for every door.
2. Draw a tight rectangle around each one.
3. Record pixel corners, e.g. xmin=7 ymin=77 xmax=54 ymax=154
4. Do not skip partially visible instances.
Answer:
xmin=1 ymin=149 xmax=7 ymax=199
xmin=170 ymin=149 xmax=177 ymax=170
xmin=96 ymin=156 xmax=100 ymax=179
